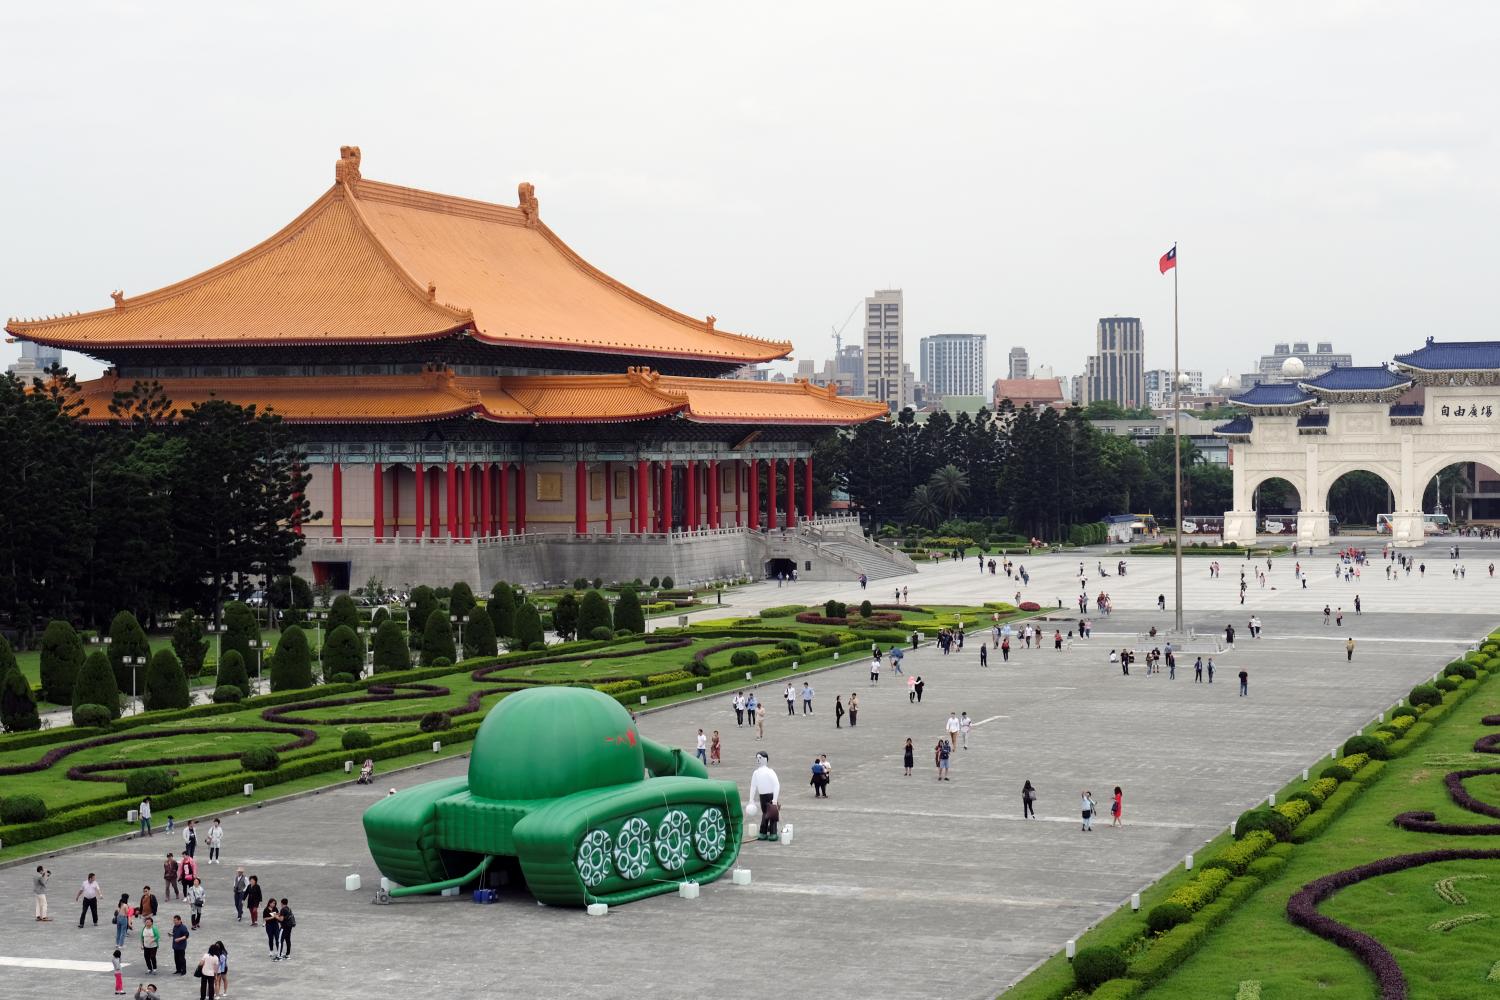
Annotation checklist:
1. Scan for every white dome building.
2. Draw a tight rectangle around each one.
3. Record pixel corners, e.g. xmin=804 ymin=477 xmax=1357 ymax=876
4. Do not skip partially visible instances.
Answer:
xmin=1280 ymin=355 xmax=1307 ymax=379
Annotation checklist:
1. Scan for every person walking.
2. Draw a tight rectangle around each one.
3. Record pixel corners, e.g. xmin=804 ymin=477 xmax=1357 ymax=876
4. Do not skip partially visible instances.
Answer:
xmin=139 ymin=797 xmax=153 ymax=837
xmin=960 ymin=712 xmax=972 ymax=749
xmin=1207 ymin=658 xmax=1215 ymax=684
xmin=979 ymin=644 xmax=988 ymax=667
xmin=913 ymin=676 xmax=925 ymax=704
xmin=1111 ymin=787 xmax=1123 ymax=827
xmin=232 ymin=870 xmax=248 ymax=922
xmin=1346 ymin=637 xmax=1356 ymax=661
xmin=710 ymin=730 xmax=721 ymax=766
xmin=1022 ymin=780 xmax=1037 ymax=819
xmin=76 ymin=872 xmax=102 ymax=927
xmin=213 ymin=940 xmax=228 ymax=998
xmin=733 ymin=692 xmax=745 ymax=727
xmin=206 ymin=819 xmax=223 ymax=864
xmin=1194 ymin=657 xmax=1203 ymax=683
xmin=1239 ymin=669 xmax=1248 ymax=696
xmin=945 ymin=712 xmax=961 ymax=750
xmin=276 ymin=899 xmax=295 ymax=961
xmin=869 ymin=657 xmax=880 ymax=685
xmin=907 ymin=674 xmax=917 ymax=703
xmin=114 ymin=948 xmax=125 ymax=996
xmin=903 ymin=738 xmax=914 ymax=776
xmin=187 ymin=878 xmax=205 ymax=931
xmin=748 ymin=752 xmax=781 ymax=841
xmin=1001 ymin=636 xmax=1010 ymax=662
xmin=162 ymin=854 xmax=179 ymax=901
xmin=784 ymin=683 xmax=796 ymax=716
xmin=33 ymin=865 xmax=50 ymax=921
xmin=182 ymin=820 xmax=197 ymax=859
xmin=138 ymin=886 xmax=158 ymax=922
xmin=745 ymin=692 xmax=758 ymax=727
xmin=263 ymin=900 xmax=281 ymax=961
xmin=835 ymin=695 xmax=845 ymax=728
xmin=113 ymin=894 xmax=134 ymax=948
xmin=140 ymin=916 xmax=160 ymax=973
xmin=170 ymin=915 xmax=189 ymax=975
xmin=1081 ymin=791 xmax=1096 ymax=832
xmin=196 ymin=944 xmax=218 ymax=999
xmin=695 ymin=729 xmax=708 ymax=765
xmin=848 ymin=692 xmax=859 ymax=727
xmin=810 ymin=757 xmax=828 ymax=797
xmin=178 ymin=855 xmax=196 ymax=900
xmin=756 ymin=708 xmax=765 ymax=740
xmin=244 ymin=877 xmax=262 ymax=928
xmin=935 ymin=738 xmax=952 ymax=780
xmin=801 ymin=682 xmax=814 ymax=715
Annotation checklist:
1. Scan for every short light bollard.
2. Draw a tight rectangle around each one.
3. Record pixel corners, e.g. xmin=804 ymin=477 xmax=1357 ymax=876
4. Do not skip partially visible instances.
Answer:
xmin=695 ymin=683 xmax=703 ymax=691
xmin=781 ymin=823 xmax=794 ymax=845
xmin=345 ymin=760 xmax=353 ymax=773
xmin=345 ymin=874 xmax=362 ymax=891
xmin=640 ymin=695 xmax=648 ymax=706
xmin=1397 ymin=698 xmax=1404 ymax=708
xmin=433 ymin=741 xmax=442 ymax=753
xmin=1131 ymin=893 xmax=1141 ymax=911
xmin=731 ymin=868 xmax=752 ymax=886
xmin=1267 ymin=794 xmax=1276 ymax=807
xmin=128 ymin=809 xmax=139 ymax=824
xmin=791 ymin=661 xmax=798 ymax=670
xmin=1378 ymin=712 xmax=1384 ymax=723
xmin=745 ymin=672 xmax=753 ymax=680
xmin=1331 ymin=748 xmax=1338 ymax=759
xmin=1066 ymin=939 xmax=1076 ymax=960
xmin=586 ymin=902 xmax=609 ymax=916
xmin=1185 ymin=853 xmax=1194 ymax=870
xmin=1302 ymin=768 xmax=1309 ymax=781
xmin=677 ymin=881 xmax=700 ymax=899
xmin=243 ymin=783 xmax=254 ymax=797
xmin=833 ymin=652 xmax=839 ymax=660
xmin=1229 ymin=820 xmax=1236 ymax=836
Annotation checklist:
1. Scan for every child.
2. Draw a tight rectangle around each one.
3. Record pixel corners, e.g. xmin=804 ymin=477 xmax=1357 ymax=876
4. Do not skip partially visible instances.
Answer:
xmin=709 ymin=730 xmax=721 ymax=766
xmin=903 ymin=738 xmax=914 ymax=776
xmin=113 ymin=949 xmax=124 ymax=995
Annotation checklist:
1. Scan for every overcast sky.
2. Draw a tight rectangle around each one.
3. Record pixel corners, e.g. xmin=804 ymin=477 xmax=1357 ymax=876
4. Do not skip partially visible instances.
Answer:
xmin=3 ymin=1 xmax=1496 ymax=386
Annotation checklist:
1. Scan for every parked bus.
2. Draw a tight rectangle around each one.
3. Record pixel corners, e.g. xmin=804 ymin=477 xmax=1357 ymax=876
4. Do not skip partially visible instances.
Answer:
xmin=1376 ymin=513 xmax=1451 ymax=535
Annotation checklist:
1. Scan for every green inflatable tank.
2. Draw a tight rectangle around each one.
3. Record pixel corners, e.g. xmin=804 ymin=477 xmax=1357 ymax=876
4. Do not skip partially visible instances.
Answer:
xmin=362 ymin=686 xmax=743 ymax=906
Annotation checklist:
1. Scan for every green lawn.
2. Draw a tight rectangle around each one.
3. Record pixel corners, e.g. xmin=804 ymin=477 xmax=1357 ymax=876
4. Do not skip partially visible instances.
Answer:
xmin=1137 ymin=679 xmax=1500 ymax=1000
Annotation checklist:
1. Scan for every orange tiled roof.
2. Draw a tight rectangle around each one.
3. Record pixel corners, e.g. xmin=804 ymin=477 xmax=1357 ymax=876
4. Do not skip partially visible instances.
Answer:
xmin=66 ymin=368 xmax=887 ymax=426
xmin=7 ymin=148 xmax=791 ymax=365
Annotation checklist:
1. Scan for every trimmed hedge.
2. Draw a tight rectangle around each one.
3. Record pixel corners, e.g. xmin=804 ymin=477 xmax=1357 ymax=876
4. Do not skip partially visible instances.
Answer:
xmin=1073 ymin=946 xmax=1127 ymax=990
xmin=1163 ymin=866 xmax=1232 ymax=912
xmin=1090 ymin=980 xmax=1143 ymax=1000
xmin=341 ymin=729 xmax=373 ymax=750
xmin=1342 ymin=734 xmax=1389 ymax=761
xmin=1201 ymin=830 xmax=1276 ymax=875
xmin=72 ymin=703 xmax=113 ymax=729
xmin=0 ymin=794 xmax=47 ymax=823
xmin=241 ymin=747 xmax=280 ymax=772
xmin=1146 ymin=901 xmax=1192 ymax=933
xmin=1235 ymin=807 xmax=1292 ymax=842
xmin=1410 ymin=682 xmax=1443 ymax=707
xmin=1128 ymin=920 xmax=1207 ymax=987
xmin=1245 ymin=853 xmax=1287 ymax=883
xmin=1291 ymin=776 xmax=1369 ymax=843
xmin=125 ymin=768 xmax=174 ymax=797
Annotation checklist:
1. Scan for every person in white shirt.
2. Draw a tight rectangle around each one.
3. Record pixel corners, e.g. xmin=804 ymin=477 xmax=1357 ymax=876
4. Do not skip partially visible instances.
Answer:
xmin=732 ymin=693 xmax=745 ymax=727
xmin=869 ymin=658 xmax=880 ymax=685
xmin=959 ymin=712 xmax=972 ymax=749
xmin=206 ymin=818 xmax=224 ymax=864
xmin=138 ymin=798 xmax=153 ymax=838
xmin=784 ymin=683 xmax=796 ymax=716
xmin=748 ymin=752 xmax=781 ymax=841
xmin=695 ymin=729 xmax=708 ymax=765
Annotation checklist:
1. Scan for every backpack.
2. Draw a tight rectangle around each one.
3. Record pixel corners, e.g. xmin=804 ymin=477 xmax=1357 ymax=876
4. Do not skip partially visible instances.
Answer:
xmin=283 ymin=909 xmax=296 ymax=929
xmin=939 ymin=742 xmax=950 ymax=761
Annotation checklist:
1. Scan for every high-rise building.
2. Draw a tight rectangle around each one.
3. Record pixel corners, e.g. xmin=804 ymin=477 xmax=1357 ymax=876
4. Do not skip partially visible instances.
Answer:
xmin=1144 ymin=368 xmax=1204 ymax=408
xmin=832 ymin=344 xmax=864 ymax=396
xmin=5 ymin=341 xmax=61 ymax=382
xmin=919 ymin=333 xmax=987 ymax=399
xmin=863 ymin=289 xmax=905 ymax=411
xmin=1082 ymin=317 xmax=1145 ymax=409
xmin=1239 ymin=341 xmax=1354 ymax=387
xmin=1008 ymin=346 xmax=1030 ymax=380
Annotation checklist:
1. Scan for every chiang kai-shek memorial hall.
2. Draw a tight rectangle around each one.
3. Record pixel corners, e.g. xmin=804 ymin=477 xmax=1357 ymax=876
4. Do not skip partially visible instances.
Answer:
xmin=1217 ymin=339 xmax=1500 ymax=547
xmin=5 ymin=147 xmax=896 ymax=589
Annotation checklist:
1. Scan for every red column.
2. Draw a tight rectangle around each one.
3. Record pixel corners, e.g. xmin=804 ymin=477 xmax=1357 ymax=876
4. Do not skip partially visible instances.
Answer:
xmin=604 ymin=462 xmax=613 ymax=533
xmin=748 ymin=459 xmax=759 ymax=531
xmin=575 ymin=460 xmax=588 ymax=535
xmin=391 ymin=466 xmax=400 ymax=537
xmin=429 ymin=471 xmax=440 ymax=537
xmin=804 ymin=455 xmax=814 ymax=521
xmin=662 ymin=460 xmax=674 ymax=533
xmin=709 ymin=460 xmax=720 ymax=528
xmin=498 ymin=464 xmax=510 ymax=536
xmin=413 ymin=463 xmax=424 ymax=538
xmin=459 ymin=465 xmax=472 ymax=539
xmin=652 ymin=464 xmax=662 ymax=531
xmin=632 ymin=460 xmax=643 ymax=532
xmin=734 ymin=460 xmax=742 ymax=528
xmin=446 ymin=462 xmax=458 ymax=537
xmin=331 ymin=462 xmax=344 ymax=539
xmin=480 ymin=463 xmax=492 ymax=537
xmin=684 ymin=461 xmax=696 ymax=529
xmin=786 ymin=457 xmax=796 ymax=527
xmin=372 ymin=462 xmax=385 ymax=540
xmin=515 ymin=463 xmax=527 ymax=534
xmin=767 ymin=458 xmax=777 ymax=529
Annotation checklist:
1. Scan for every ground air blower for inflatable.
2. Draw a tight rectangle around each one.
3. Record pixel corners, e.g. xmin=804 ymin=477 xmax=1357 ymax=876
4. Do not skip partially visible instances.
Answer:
xmin=362 ymin=686 xmax=742 ymax=907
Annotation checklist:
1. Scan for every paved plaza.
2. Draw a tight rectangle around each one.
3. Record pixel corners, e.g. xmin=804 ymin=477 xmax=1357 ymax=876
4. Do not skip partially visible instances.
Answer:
xmin=8 ymin=544 xmax=1498 ymax=999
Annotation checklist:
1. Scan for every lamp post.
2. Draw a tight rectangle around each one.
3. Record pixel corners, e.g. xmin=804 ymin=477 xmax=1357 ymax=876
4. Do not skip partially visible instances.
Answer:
xmin=247 ymin=638 xmax=266 ymax=694
xmin=358 ymin=625 xmax=374 ymax=676
xmin=1171 ymin=253 xmax=1185 ymax=636
xmin=123 ymin=654 xmax=145 ymax=715
xmin=312 ymin=611 xmax=329 ymax=671
xmin=451 ymin=614 xmax=469 ymax=656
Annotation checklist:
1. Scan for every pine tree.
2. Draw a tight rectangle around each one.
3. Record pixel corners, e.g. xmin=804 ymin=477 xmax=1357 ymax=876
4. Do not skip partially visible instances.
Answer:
xmin=0 ymin=661 xmax=39 ymax=733
xmin=171 ymin=610 xmax=209 ymax=678
xmin=322 ymin=625 xmax=363 ymax=678
xmin=107 ymin=610 xmax=151 ymax=695
xmin=72 ymin=649 xmax=121 ymax=718
xmin=613 ymin=587 xmax=644 ymax=634
xmin=143 ymin=648 xmax=191 ymax=711
xmin=449 ymin=581 xmax=476 ymax=620
xmin=462 ymin=605 xmax=496 ymax=659
xmin=327 ymin=594 xmax=360 ymax=634
xmin=372 ymin=619 xmax=410 ymax=673
xmin=552 ymin=592 xmax=580 ymax=640
xmin=38 ymin=619 xmax=84 ymax=704
xmin=577 ymin=590 xmax=612 ymax=638
xmin=488 ymin=582 xmax=516 ymax=638
xmin=422 ymin=610 xmax=456 ymax=665
xmin=514 ymin=602 xmax=544 ymax=650
xmin=268 ymin=626 xmax=313 ymax=691
xmin=221 ymin=601 xmax=258 ymax=668
xmin=215 ymin=649 xmax=250 ymax=699
xmin=407 ymin=586 xmax=437 ymax=651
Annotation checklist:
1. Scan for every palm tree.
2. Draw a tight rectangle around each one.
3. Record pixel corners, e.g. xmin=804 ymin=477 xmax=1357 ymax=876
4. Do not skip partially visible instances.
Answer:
xmin=928 ymin=464 xmax=970 ymax=519
xmin=905 ymin=485 xmax=942 ymax=529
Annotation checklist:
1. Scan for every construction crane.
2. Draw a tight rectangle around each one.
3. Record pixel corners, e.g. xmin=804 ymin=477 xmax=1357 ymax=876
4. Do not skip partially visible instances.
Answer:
xmin=831 ymin=301 xmax=861 ymax=353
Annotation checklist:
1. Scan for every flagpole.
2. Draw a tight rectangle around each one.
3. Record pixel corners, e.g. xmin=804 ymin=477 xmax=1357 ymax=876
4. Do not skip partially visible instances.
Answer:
xmin=1172 ymin=243 xmax=1184 ymax=634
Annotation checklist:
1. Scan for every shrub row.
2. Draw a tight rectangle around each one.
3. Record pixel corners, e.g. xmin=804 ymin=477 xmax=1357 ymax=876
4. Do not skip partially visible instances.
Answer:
xmin=1162 ymin=866 xmax=1232 ymax=912
xmin=1200 ymin=830 xmax=1277 ymax=876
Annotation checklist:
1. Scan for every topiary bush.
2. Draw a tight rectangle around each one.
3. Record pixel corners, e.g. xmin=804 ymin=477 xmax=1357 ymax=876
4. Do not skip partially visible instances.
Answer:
xmin=342 ymin=728 xmax=374 ymax=750
xmin=142 ymin=648 xmax=191 ymax=711
xmin=823 ymin=599 xmax=847 ymax=618
xmin=422 ymin=610 xmax=457 ymax=666
xmin=859 ymin=599 xmax=874 ymax=618
xmin=1409 ymin=682 xmax=1443 ymax=707
xmin=1164 ymin=867 xmax=1233 ymax=911
xmin=730 ymin=650 xmax=759 ymax=667
xmin=589 ymin=626 xmax=614 ymax=641
xmin=1342 ymin=734 xmax=1390 ymax=761
xmin=577 ymin=590 xmax=613 ymax=639
xmin=72 ymin=702 xmax=114 ymax=728
xmin=419 ymin=711 xmax=453 ymax=733
xmin=72 ymin=650 xmax=121 ymax=719
xmin=1073 ymin=945 xmax=1127 ymax=991
xmin=240 ymin=747 xmax=280 ymax=772
xmin=0 ymin=641 xmax=40 ymax=732
xmin=1391 ymin=705 xmax=1418 ymax=720
xmin=269 ymin=626 xmax=314 ymax=691
xmin=817 ymin=633 xmax=841 ymax=648
xmin=106 ymin=611 xmax=151 ymax=696
xmin=1287 ymin=789 xmax=1324 ymax=812
xmin=38 ymin=619 xmax=84 ymax=704
xmin=323 ymin=624 xmax=364 ymax=680
xmin=1146 ymin=901 xmax=1192 ymax=934
xmin=513 ymin=602 xmax=544 ymax=651
xmin=329 ymin=672 xmax=357 ymax=684
xmin=170 ymin=610 xmax=209 ymax=678
xmin=125 ymin=767 xmax=175 ymax=797
xmin=1435 ymin=676 xmax=1459 ymax=692
xmin=1235 ymin=807 xmax=1292 ymax=841
xmin=211 ymin=685 xmax=243 ymax=704
xmin=373 ymin=619 xmax=410 ymax=673
xmin=462 ymin=605 xmax=497 ymax=659
xmin=573 ymin=577 xmax=588 ymax=591
xmin=221 ymin=601 xmax=259 ymax=668
xmin=0 ymin=794 xmax=47 ymax=824
xmin=661 ymin=576 xmax=674 ymax=590
xmin=775 ymin=639 xmax=802 ymax=655
xmin=431 ymin=656 xmax=453 ymax=667
xmin=327 ymin=593 xmax=361 ymax=634
xmin=688 ymin=661 xmax=711 ymax=677
xmin=612 ymin=587 xmax=644 ymax=635
xmin=488 ymin=582 xmax=517 ymax=638
xmin=1446 ymin=660 xmax=1478 ymax=680
xmin=1321 ymin=763 xmax=1353 ymax=783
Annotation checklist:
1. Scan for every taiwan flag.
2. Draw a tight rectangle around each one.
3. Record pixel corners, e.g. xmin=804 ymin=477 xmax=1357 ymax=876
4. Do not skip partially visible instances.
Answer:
xmin=1159 ymin=245 xmax=1177 ymax=274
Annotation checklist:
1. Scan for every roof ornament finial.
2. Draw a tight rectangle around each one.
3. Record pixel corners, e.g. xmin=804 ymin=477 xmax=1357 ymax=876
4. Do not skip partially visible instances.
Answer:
xmin=335 ymin=145 xmax=362 ymax=187
xmin=518 ymin=181 xmax=539 ymax=227
xmin=110 ymin=290 xmax=124 ymax=310
xmin=1426 ymin=335 xmax=1435 ymax=345
xmin=427 ymin=281 xmax=437 ymax=302
xmin=705 ymin=315 xmax=717 ymax=332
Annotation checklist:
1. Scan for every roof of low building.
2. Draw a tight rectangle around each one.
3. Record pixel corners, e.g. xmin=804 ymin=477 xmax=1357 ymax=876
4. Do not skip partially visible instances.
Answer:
xmin=1227 ymin=383 xmax=1315 ymax=407
xmin=992 ymin=377 xmax=1066 ymax=403
xmin=7 ymin=147 xmax=791 ymax=365
xmin=1297 ymin=365 xmax=1411 ymax=391
xmin=1213 ymin=415 xmax=1254 ymax=435
xmin=1393 ymin=338 xmax=1500 ymax=371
